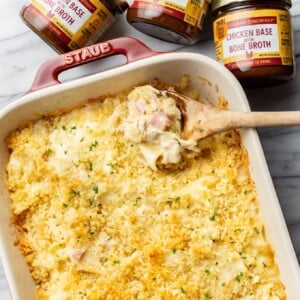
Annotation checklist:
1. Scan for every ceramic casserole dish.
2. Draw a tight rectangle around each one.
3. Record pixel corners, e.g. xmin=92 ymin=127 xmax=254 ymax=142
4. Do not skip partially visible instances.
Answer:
xmin=0 ymin=37 xmax=299 ymax=299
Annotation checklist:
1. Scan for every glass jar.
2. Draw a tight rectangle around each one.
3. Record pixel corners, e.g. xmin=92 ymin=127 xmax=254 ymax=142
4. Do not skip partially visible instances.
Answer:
xmin=20 ymin=0 xmax=129 ymax=53
xmin=212 ymin=0 xmax=295 ymax=87
xmin=126 ymin=0 xmax=211 ymax=45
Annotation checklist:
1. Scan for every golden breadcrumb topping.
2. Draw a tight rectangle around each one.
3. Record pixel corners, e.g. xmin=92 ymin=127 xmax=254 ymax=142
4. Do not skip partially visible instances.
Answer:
xmin=6 ymin=83 xmax=285 ymax=300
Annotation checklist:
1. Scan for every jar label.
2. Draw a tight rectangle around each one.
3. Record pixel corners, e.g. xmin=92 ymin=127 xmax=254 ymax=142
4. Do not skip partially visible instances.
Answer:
xmin=29 ymin=0 xmax=115 ymax=50
xmin=131 ymin=0 xmax=210 ymax=27
xmin=213 ymin=9 xmax=293 ymax=70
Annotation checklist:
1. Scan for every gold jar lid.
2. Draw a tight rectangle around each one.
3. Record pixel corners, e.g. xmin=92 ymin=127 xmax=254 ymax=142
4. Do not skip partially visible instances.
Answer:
xmin=212 ymin=0 xmax=292 ymax=12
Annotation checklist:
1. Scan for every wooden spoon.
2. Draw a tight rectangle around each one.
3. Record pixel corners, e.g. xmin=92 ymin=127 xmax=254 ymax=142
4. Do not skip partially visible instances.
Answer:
xmin=166 ymin=88 xmax=300 ymax=141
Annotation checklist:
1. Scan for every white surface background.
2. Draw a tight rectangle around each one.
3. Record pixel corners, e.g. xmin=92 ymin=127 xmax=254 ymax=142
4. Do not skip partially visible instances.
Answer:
xmin=0 ymin=0 xmax=300 ymax=298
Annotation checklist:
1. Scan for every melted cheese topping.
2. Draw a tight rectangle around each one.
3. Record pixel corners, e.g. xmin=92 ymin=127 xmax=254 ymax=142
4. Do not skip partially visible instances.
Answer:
xmin=6 ymin=85 xmax=285 ymax=300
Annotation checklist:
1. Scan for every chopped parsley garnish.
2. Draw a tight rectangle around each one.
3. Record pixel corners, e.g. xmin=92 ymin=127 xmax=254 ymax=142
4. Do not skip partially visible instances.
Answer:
xmin=253 ymin=227 xmax=260 ymax=234
xmin=72 ymin=161 xmax=79 ymax=168
xmin=93 ymin=186 xmax=99 ymax=194
xmin=166 ymin=196 xmax=181 ymax=208
xmin=107 ymin=162 xmax=115 ymax=168
xmin=89 ymin=140 xmax=99 ymax=151
xmin=107 ymin=162 xmax=116 ymax=174
xmin=70 ymin=189 xmax=80 ymax=197
xmin=236 ymin=272 xmax=244 ymax=282
xmin=175 ymin=196 xmax=181 ymax=203
xmin=174 ymin=138 xmax=181 ymax=146
xmin=113 ymin=259 xmax=121 ymax=265
xmin=209 ymin=210 xmax=217 ymax=221
xmin=205 ymin=269 xmax=211 ymax=275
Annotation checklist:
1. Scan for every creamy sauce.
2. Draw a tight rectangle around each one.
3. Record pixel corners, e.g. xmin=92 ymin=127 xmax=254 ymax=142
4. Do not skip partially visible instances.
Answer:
xmin=119 ymin=85 xmax=198 ymax=169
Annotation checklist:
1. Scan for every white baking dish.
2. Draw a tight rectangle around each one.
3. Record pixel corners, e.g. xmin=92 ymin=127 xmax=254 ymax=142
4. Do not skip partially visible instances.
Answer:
xmin=0 ymin=37 xmax=299 ymax=299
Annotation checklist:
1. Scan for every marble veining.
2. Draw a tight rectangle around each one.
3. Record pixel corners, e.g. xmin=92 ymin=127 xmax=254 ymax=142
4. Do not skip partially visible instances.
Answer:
xmin=0 ymin=0 xmax=300 ymax=298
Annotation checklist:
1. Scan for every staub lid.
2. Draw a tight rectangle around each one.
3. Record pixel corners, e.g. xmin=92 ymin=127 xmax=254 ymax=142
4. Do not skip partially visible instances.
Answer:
xmin=212 ymin=0 xmax=292 ymax=12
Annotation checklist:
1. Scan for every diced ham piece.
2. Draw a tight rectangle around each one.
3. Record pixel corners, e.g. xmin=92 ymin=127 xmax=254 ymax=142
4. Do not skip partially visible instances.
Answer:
xmin=69 ymin=248 xmax=86 ymax=261
xmin=149 ymin=110 xmax=169 ymax=131
xmin=135 ymin=100 xmax=147 ymax=114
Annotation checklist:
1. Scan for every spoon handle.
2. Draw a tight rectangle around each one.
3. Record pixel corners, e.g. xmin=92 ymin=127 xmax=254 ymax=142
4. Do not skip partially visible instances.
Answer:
xmin=224 ymin=110 xmax=300 ymax=129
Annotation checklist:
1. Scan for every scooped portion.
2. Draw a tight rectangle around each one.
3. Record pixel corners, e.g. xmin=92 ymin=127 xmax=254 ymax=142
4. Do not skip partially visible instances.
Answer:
xmin=119 ymin=85 xmax=199 ymax=170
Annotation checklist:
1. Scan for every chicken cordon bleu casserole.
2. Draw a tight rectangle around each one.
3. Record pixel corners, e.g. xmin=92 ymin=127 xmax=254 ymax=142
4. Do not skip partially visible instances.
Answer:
xmin=6 ymin=79 xmax=285 ymax=300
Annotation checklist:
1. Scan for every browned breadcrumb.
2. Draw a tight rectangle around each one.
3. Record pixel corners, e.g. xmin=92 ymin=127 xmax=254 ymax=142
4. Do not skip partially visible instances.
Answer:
xmin=6 ymin=80 xmax=285 ymax=299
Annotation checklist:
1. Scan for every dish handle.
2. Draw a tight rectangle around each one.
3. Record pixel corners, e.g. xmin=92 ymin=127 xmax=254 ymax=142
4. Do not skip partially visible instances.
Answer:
xmin=29 ymin=37 xmax=160 ymax=93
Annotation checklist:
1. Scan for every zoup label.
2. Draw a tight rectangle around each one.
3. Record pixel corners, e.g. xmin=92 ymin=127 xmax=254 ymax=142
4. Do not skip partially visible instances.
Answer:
xmin=213 ymin=9 xmax=293 ymax=70
xmin=31 ymin=0 xmax=115 ymax=50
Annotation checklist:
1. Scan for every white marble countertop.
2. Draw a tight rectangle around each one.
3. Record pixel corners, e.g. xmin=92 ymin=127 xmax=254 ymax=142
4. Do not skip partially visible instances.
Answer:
xmin=0 ymin=0 xmax=300 ymax=299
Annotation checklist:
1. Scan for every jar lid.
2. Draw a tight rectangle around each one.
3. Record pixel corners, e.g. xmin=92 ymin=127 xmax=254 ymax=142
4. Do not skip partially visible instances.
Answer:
xmin=110 ymin=0 xmax=129 ymax=14
xmin=212 ymin=0 xmax=292 ymax=12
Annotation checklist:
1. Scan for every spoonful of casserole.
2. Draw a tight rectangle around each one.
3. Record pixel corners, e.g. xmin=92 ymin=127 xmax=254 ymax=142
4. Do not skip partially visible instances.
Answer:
xmin=118 ymin=85 xmax=199 ymax=170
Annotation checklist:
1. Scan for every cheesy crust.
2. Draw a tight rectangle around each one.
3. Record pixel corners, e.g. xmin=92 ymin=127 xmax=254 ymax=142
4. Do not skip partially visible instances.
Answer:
xmin=6 ymin=83 xmax=285 ymax=300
